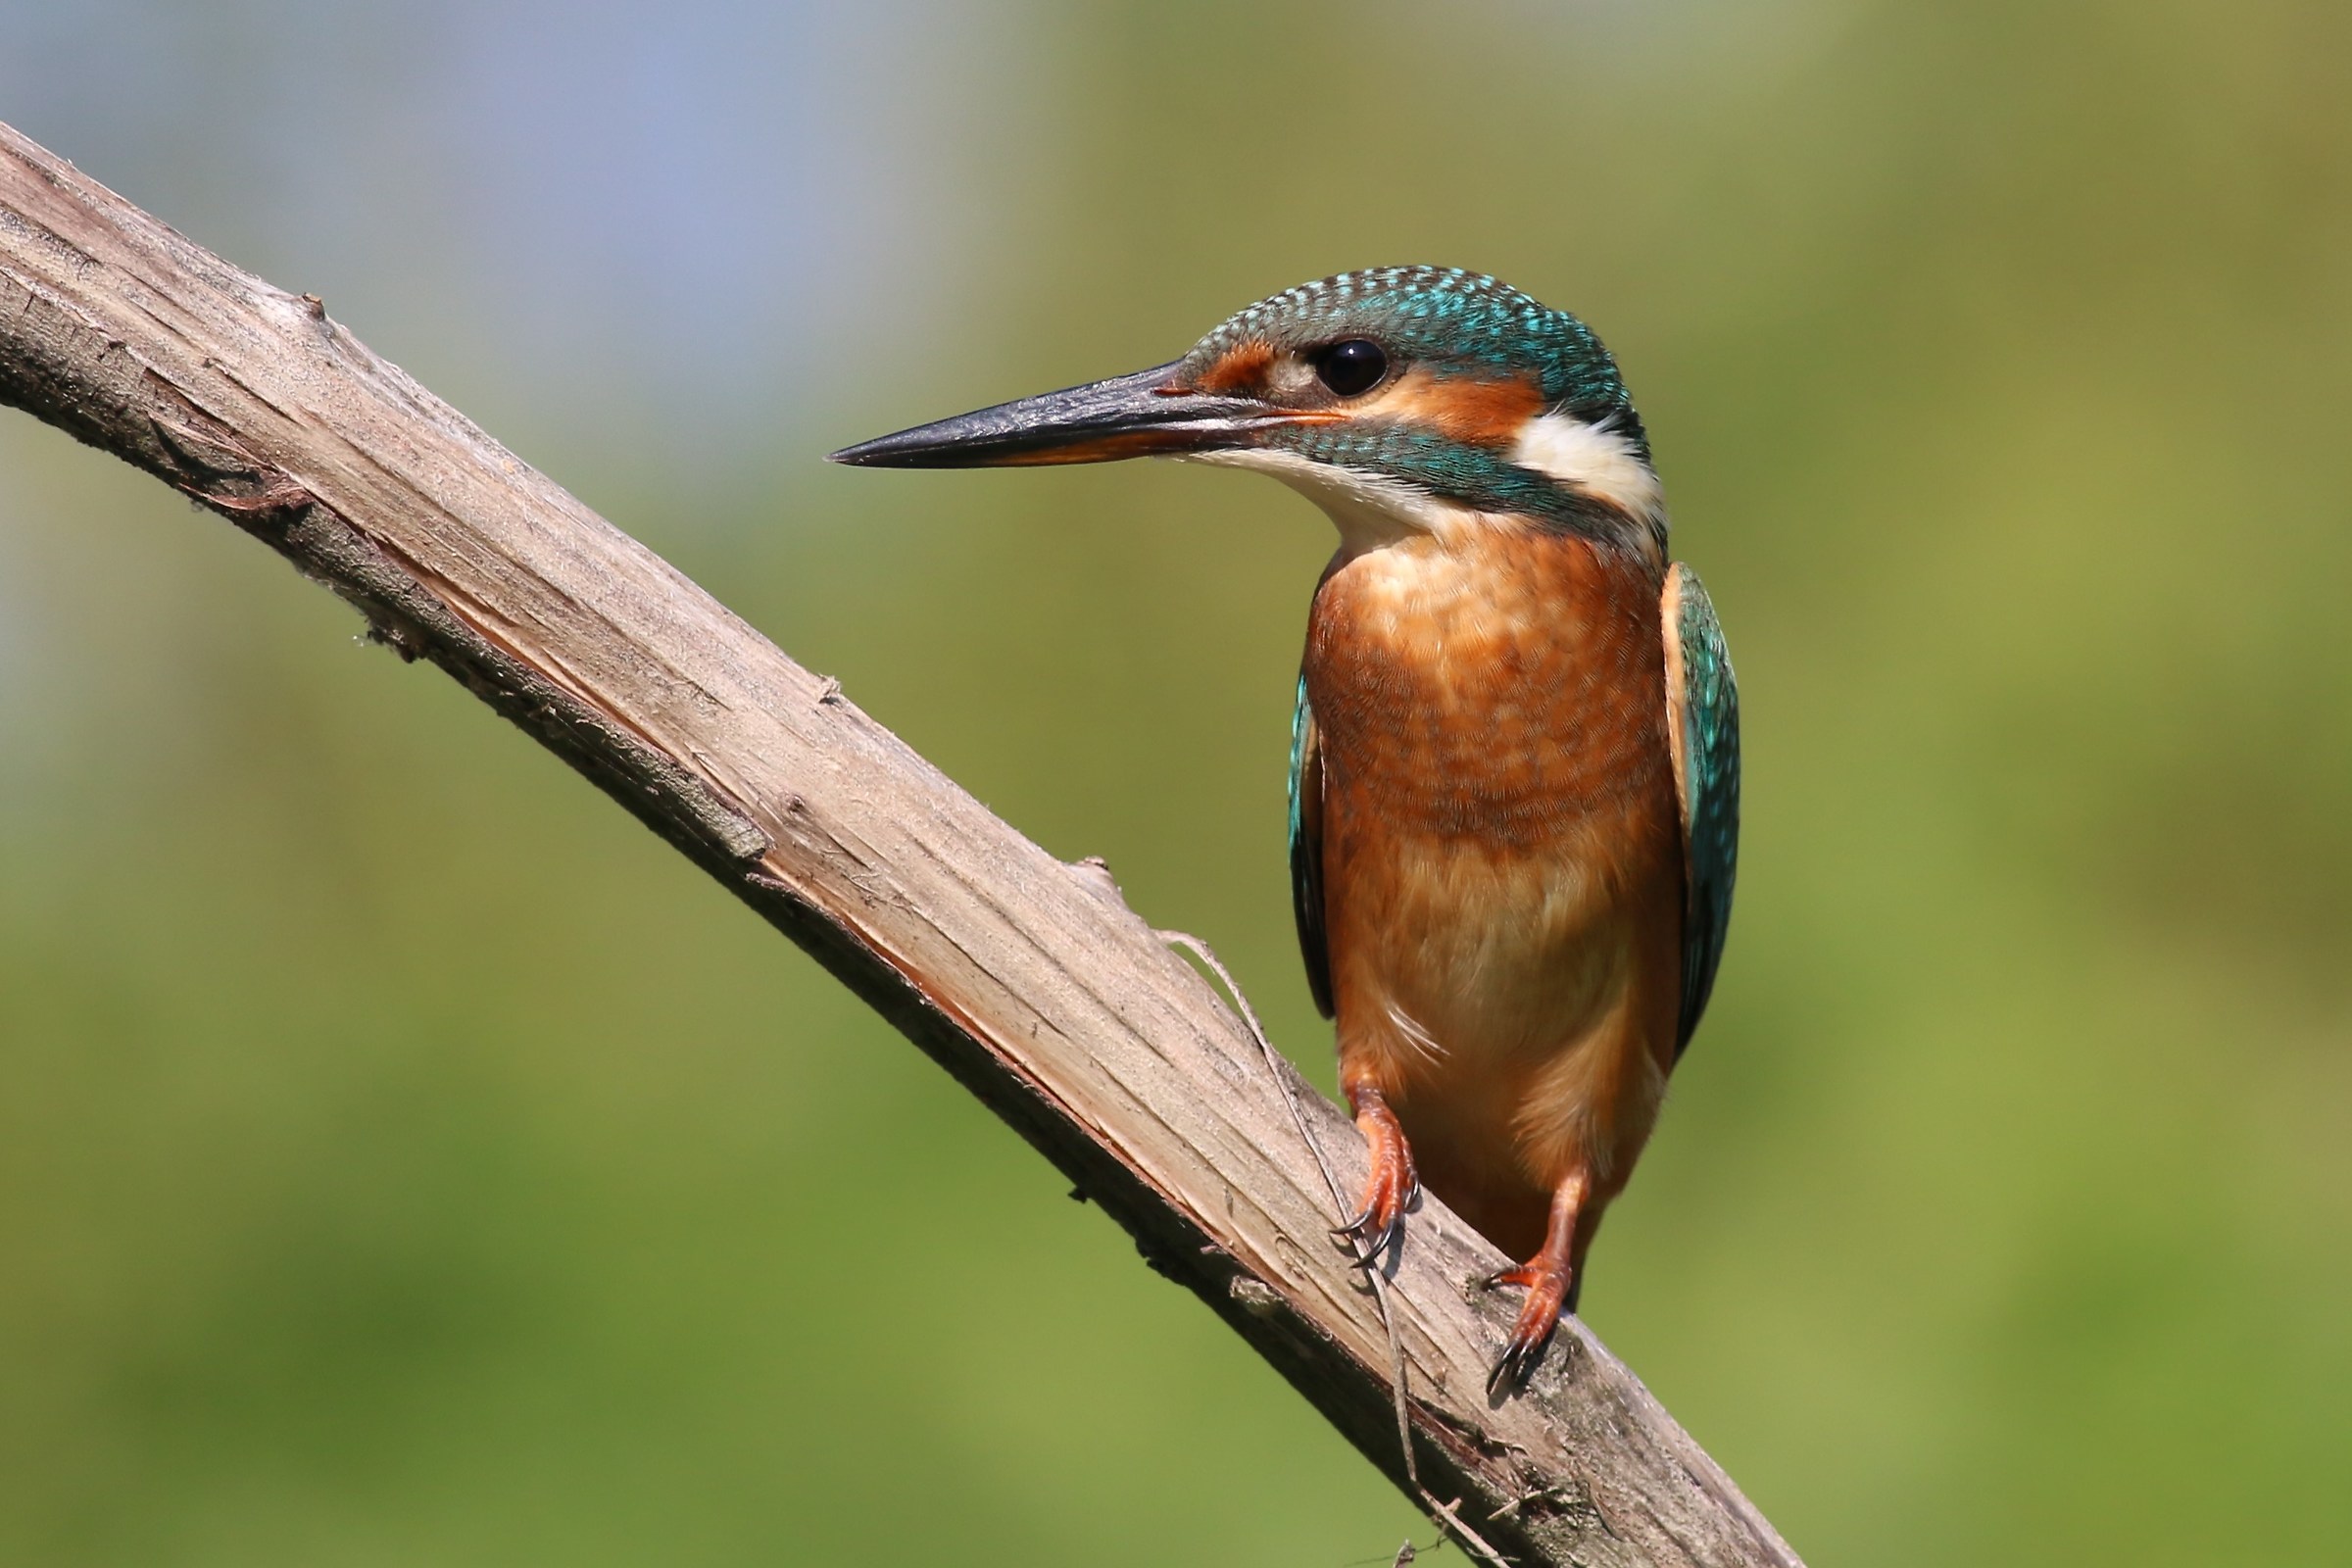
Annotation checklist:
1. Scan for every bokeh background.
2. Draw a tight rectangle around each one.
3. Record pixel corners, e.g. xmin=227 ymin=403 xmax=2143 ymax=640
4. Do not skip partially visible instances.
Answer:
xmin=4 ymin=3 xmax=2349 ymax=1563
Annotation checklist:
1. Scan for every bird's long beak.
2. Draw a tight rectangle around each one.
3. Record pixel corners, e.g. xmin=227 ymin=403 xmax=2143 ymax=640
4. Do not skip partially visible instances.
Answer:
xmin=828 ymin=361 xmax=1291 ymax=468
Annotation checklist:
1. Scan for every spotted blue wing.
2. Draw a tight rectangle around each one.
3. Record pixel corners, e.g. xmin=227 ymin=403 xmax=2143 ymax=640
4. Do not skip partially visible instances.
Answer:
xmin=1288 ymin=673 xmax=1334 ymax=1018
xmin=1664 ymin=564 xmax=1740 ymax=1056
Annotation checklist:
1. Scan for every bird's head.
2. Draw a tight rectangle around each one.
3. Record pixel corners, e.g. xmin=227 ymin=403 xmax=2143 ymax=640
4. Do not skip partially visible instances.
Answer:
xmin=831 ymin=267 xmax=1664 ymax=557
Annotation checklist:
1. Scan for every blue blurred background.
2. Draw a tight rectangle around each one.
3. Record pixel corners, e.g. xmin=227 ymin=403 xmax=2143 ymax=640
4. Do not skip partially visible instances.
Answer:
xmin=4 ymin=3 xmax=2349 ymax=1563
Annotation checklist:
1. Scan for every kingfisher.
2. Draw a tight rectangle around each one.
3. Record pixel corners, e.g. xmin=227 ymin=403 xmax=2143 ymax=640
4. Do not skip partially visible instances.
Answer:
xmin=832 ymin=267 xmax=1739 ymax=1394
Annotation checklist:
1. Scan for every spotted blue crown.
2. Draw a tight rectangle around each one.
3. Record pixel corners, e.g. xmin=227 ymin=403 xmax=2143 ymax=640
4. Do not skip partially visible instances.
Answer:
xmin=1180 ymin=266 xmax=1647 ymax=454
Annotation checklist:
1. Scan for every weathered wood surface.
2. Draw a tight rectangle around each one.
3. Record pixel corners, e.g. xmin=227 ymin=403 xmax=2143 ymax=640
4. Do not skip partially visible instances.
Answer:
xmin=0 ymin=119 xmax=1800 ymax=1568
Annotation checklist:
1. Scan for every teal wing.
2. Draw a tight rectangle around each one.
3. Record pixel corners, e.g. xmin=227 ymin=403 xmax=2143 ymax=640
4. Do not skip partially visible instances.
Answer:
xmin=1664 ymin=564 xmax=1740 ymax=1057
xmin=1288 ymin=673 xmax=1334 ymax=1018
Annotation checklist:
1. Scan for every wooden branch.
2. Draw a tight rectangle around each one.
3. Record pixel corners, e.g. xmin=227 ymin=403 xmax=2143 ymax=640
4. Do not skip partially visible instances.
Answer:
xmin=0 ymin=120 xmax=1801 ymax=1568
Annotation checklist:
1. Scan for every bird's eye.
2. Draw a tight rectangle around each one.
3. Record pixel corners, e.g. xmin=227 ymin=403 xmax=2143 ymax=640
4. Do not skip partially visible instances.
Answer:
xmin=1312 ymin=339 xmax=1388 ymax=397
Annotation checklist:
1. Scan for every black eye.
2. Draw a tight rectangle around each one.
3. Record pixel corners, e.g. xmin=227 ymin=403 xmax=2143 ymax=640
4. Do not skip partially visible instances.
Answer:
xmin=1312 ymin=338 xmax=1388 ymax=397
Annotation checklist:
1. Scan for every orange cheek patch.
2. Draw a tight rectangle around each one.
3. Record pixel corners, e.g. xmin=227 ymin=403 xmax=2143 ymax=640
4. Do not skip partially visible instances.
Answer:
xmin=1364 ymin=366 xmax=1545 ymax=446
xmin=1190 ymin=339 xmax=1277 ymax=394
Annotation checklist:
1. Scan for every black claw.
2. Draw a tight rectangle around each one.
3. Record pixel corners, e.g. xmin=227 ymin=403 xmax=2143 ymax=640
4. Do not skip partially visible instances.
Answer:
xmin=1332 ymin=1176 xmax=1415 ymax=1268
xmin=1334 ymin=1208 xmax=1402 ymax=1269
xmin=1487 ymin=1331 xmax=1551 ymax=1398
xmin=1487 ymin=1343 xmax=1524 ymax=1399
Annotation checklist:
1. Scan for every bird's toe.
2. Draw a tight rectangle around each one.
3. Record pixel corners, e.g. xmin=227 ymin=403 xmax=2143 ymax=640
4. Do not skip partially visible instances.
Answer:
xmin=1334 ymin=1111 xmax=1418 ymax=1267
xmin=1483 ymin=1257 xmax=1572 ymax=1397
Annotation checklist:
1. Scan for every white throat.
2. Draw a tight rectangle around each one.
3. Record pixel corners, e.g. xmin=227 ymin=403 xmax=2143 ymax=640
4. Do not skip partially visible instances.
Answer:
xmin=1181 ymin=446 xmax=1476 ymax=554
xmin=1182 ymin=412 xmax=1665 ymax=556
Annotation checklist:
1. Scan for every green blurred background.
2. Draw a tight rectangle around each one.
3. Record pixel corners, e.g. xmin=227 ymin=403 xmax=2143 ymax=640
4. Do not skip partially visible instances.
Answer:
xmin=4 ymin=3 xmax=2349 ymax=1563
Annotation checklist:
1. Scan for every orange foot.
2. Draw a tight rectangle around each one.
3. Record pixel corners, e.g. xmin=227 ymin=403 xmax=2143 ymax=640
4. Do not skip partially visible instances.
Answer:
xmin=1481 ymin=1255 xmax=1573 ymax=1397
xmin=1335 ymin=1084 xmax=1417 ymax=1267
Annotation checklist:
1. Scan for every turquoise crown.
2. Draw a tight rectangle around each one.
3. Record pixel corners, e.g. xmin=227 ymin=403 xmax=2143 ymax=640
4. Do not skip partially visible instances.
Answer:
xmin=1178 ymin=266 xmax=1645 ymax=454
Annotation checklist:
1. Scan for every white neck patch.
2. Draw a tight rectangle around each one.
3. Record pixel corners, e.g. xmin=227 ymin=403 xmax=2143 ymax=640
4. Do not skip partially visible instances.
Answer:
xmin=1508 ymin=412 xmax=1664 ymax=526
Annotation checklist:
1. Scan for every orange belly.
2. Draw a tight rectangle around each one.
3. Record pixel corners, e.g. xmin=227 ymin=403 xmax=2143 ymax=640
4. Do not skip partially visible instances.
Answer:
xmin=1305 ymin=526 xmax=1684 ymax=1260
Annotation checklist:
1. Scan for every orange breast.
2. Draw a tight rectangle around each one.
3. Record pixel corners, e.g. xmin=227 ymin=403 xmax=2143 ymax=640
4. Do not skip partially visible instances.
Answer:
xmin=1306 ymin=529 xmax=1672 ymax=847
xmin=1304 ymin=527 xmax=1685 ymax=1251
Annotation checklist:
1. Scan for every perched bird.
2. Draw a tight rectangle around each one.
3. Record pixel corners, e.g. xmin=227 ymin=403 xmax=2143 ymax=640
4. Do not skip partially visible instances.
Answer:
xmin=833 ymin=267 xmax=1739 ymax=1393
